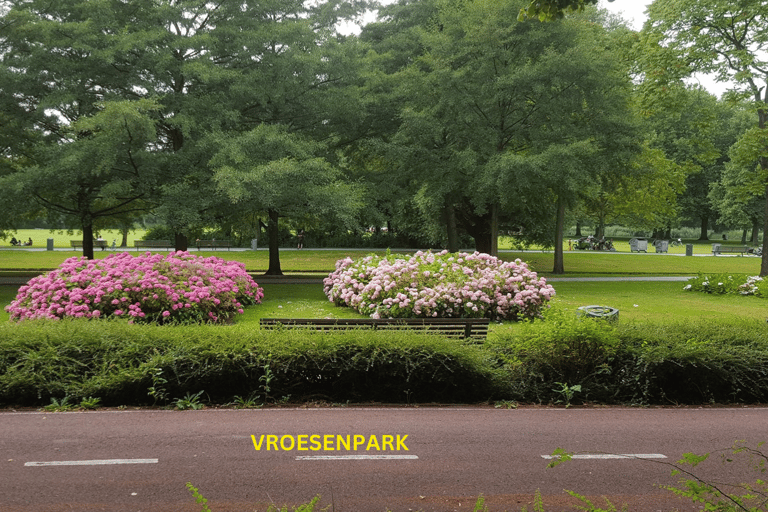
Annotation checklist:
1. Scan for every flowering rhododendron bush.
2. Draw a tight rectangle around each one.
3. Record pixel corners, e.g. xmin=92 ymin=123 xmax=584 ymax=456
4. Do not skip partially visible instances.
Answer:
xmin=6 ymin=252 xmax=263 ymax=324
xmin=323 ymin=250 xmax=555 ymax=321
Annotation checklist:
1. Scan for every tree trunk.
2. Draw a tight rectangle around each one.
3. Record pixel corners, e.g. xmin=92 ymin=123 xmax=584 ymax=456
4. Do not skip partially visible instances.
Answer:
xmin=698 ymin=216 xmax=709 ymax=240
xmin=741 ymin=229 xmax=748 ymax=244
xmin=751 ymin=220 xmax=760 ymax=244
xmin=575 ymin=222 xmax=582 ymax=237
xmin=121 ymin=227 xmax=129 ymax=247
xmin=762 ymin=181 xmax=768 ymax=277
xmin=445 ymin=203 xmax=459 ymax=253
xmin=265 ymin=208 xmax=283 ymax=275
xmin=82 ymin=222 xmax=94 ymax=260
xmin=553 ymin=198 xmax=566 ymax=274
xmin=174 ymin=232 xmax=188 ymax=252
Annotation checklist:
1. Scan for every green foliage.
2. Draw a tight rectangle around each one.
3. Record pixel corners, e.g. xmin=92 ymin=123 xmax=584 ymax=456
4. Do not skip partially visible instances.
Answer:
xmin=174 ymin=390 xmax=205 ymax=410
xmin=684 ymin=273 xmax=750 ymax=295
xmin=0 ymin=320 xmax=505 ymax=406
xmin=43 ymin=396 xmax=76 ymax=412
xmin=661 ymin=441 xmax=768 ymax=511
xmin=186 ymin=482 xmax=212 ymax=512
xmin=552 ymin=382 xmax=582 ymax=408
xmin=490 ymin=315 xmax=768 ymax=405
xmin=489 ymin=306 xmax=621 ymax=403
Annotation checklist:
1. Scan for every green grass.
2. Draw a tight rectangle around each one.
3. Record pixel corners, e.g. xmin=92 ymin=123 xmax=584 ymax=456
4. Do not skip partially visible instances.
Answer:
xmin=0 ymin=246 xmax=762 ymax=276
xmin=3 ymin=228 xmax=147 ymax=249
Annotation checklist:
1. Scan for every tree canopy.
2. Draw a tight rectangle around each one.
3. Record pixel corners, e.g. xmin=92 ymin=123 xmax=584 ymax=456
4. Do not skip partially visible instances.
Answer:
xmin=644 ymin=0 xmax=768 ymax=274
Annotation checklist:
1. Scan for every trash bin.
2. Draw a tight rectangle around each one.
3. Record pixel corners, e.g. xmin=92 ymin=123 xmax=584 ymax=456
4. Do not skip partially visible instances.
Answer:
xmin=629 ymin=238 xmax=648 ymax=252
xmin=577 ymin=305 xmax=619 ymax=322
xmin=47 ymin=238 xmax=54 ymax=251
xmin=712 ymin=243 xmax=721 ymax=255
xmin=251 ymin=238 xmax=258 ymax=251
xmin=685 ymin=244 xmax=693 ymax=256
xmin=654 ymin=240 xmax=668 ymax=253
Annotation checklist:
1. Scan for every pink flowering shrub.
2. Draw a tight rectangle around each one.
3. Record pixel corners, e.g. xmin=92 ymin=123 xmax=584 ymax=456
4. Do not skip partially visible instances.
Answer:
xmin=323 ymin=250 xmax=555 ymax=321
xmin=6 ymin=252 xmax=264 ymax=324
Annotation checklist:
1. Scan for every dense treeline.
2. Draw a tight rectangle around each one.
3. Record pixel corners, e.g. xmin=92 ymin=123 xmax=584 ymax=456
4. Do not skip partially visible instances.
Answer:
xmin=1 ymin=0 xmax=766 ymax=274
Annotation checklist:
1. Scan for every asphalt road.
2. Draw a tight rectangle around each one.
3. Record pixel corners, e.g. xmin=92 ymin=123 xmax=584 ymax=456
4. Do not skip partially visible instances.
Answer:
xmin=2 ymin=406 xmax=767 ymax=511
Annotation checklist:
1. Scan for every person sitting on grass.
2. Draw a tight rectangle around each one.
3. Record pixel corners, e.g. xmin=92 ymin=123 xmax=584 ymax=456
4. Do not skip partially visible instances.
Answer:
xmin=10 ymin=236 xmax=18 ymax=246
xmin=24 ymin=238 xmax=32 ymax=246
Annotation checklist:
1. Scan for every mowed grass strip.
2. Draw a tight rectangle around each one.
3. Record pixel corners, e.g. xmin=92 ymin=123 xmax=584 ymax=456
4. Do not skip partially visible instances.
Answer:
xmin=0 ymin=247 xmax=763 ymax=276
xmin=4 ymin=281 xmax=756 ymax=326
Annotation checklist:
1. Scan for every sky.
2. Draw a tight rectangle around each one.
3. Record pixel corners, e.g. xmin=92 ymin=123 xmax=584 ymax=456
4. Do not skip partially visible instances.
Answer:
xmin=598 ymin=0 xmax=651 ymax=31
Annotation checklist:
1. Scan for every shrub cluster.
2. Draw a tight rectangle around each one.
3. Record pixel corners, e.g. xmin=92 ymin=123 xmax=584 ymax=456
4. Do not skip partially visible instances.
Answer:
xmin=488 ymin=309 xmax=768 ymax=405
xmin=1 ymin=314 xmax=767 ymax=407
xmin=0 ymin=322 xmax=505 ymax=406
xmin=323 ymin=250 xmax=555 ymax=321
xmin=5 ymin=252 xmax=263 ymax=324
xmin=684 ymin=273 xmax=768 ymax=297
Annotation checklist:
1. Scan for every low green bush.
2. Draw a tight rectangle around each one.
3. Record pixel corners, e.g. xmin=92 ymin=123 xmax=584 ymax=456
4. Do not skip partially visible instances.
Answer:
xmin=488 ymin=314 xmax=768 ymax=405
xmin=2 ymin=315 xmax=767 ymax=408
xmin=0 ymin=320 xmax=506 ymax=407
xmin=615 ymin=320 xmax=768 ymax=405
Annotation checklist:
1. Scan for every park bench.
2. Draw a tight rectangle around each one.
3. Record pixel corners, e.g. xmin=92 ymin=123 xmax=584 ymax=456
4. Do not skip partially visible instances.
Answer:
xmin=70 ymin=240 xmax=109 ymax=250
xmin=134 ymin=240 xmax=175 ymax=251
xmin=259 ymin=317 xmax=490 ymax=341
xmin=712 ymin=245 xmax=749 ymax=256
xmin=195 ymin=239 xmax=232 ymax=251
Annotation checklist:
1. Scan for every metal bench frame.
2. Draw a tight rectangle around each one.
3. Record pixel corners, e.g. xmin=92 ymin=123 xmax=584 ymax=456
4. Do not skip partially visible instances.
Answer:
xmin=259 ymin=318 xmax=490 ymax=341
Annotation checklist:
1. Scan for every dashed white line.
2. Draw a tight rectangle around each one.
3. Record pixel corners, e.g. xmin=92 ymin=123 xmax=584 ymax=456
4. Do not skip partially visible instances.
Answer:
xmin=25 ymin=458 xmax=158 ymax=467
xmin=541 ymin=454 xmax=667 ymax=460
xmin=295 ymin=455 xmax=419 ymax=460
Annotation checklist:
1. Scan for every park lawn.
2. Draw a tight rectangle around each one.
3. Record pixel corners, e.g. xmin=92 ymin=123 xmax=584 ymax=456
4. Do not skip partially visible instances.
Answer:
xmin=4 ymin=228 xmax=147 ymax=249
xmin=5 ymin=281 xmax=756 ymax=326
xmin=0 ymin=248 xmax=763 ymax=276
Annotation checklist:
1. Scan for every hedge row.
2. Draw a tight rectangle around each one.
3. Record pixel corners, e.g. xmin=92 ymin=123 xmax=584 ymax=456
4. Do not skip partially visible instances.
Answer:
xmin=488 ymin=313 xmax=768 ymax=405
xmin=1 ymin=316 xmax=767 ymax=407
xmin=0 ymin=320 xmax=505 ymax=406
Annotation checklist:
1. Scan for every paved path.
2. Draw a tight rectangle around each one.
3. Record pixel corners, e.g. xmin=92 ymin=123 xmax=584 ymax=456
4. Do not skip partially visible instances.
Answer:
xmin=2 ymin=406 xmax=766 ymax=511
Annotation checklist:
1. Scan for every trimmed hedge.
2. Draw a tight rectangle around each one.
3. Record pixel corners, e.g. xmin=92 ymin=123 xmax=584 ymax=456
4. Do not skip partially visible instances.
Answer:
xmin=488 ymin=315 xmax=768 ymax=405
xmin=0 ymin=320 xmax=506 ymax=406
xmin=2 ymin=316 xmax=767 ymax=408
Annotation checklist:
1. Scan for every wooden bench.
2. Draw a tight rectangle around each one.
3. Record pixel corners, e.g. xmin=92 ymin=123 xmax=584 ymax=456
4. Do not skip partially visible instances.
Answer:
xmin=134 ymin=240 xmax=175 ymax=251
xmin=259 ymin=318 xmax=490 ymax=341
xmin=70 ymin=240 xmax=109 ymax=250
xmin=195 ymin=239 xmax=232 ymax=251
xmin=712 ymin=245 xmax=749 ymax=256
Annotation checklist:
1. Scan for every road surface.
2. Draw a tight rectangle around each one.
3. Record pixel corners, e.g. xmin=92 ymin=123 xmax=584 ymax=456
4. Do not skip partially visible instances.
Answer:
xmin=1 ymin=406 xmax=766 ymax=511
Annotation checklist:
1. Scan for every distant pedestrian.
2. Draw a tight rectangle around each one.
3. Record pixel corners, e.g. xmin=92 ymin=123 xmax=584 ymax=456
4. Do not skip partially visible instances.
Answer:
xmin=297 ymin=230 xmax=305 ymax=249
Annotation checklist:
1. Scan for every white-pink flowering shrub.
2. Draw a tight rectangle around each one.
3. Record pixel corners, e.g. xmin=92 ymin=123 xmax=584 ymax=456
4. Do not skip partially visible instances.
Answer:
xmin=323 ymin=250 xmax=555 ymax=321
xmin=6 ymin=252 xmax=264 ymax=324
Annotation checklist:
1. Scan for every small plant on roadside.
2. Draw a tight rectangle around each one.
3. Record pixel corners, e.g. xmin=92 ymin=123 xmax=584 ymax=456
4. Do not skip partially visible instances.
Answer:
xmin=174 ymin=390 xmax=205 ymax=410
xmin=553 ymin=382 xmax=582 ymax=408
xmin=186 ymin=482 xmax=212 ymax=512
xmin=147 ymin=367 xmax=168 ymax=405
xmin=43 ymin=396 xmax=76 ymax=412
xmin=324 ymin=250 xmax=555 ymax=321
xmin=79 ymin=396 xmax=101 ymax=410
xmin=549 ymin=441 xmax=768 ymax=512
xmin=6 ymin=251 xmax=264 ymax=324
xmin=231 ymin=392 xmax=262 ymax=409
xmin=260 ymin=361 xmax=274 ymax=402
xmin=494 ymin=400 xmax=518 ymax=409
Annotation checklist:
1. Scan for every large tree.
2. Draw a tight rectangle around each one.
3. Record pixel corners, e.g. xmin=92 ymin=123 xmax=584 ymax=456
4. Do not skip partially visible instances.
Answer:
xmin=0 ymin=0 xmax=366 ymax=255
xmin=210 ymin=125 xmax=360 ymax=275
xmin=644 ymin=0 xmax=768 ymax=274
xmin=363 ymin=0 xmax=639 ymax=272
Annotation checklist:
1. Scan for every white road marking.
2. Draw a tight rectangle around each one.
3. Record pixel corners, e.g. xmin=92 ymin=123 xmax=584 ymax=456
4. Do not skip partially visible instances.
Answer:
xmin=541 ymin=454 xmax=667 ymax=460
xmin=25 ymin=458 xmax=158 ymax=467
xmin=296 ymin=455 xmax=419 ymax=460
